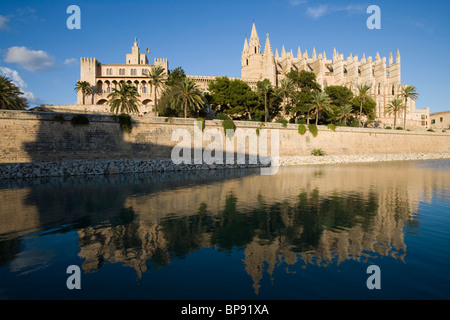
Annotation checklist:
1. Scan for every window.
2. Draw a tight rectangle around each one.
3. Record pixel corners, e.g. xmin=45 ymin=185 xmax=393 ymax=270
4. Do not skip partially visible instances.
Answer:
xmin=131 ymin=69 xmax=137 ymax=75
xmin=142 ymin=86 xmax=146 ymax=94
xmin=119 ymin=69 xmax=125 ymax=75
xmin=392 ymin=85 xmax=395 ymax=95
xmin=142 ymin=69 xmax=148 ymax=75
xmin=431 ymin=119 xmax=436 ymax=124
xmin=441 ymin=117 xmax=444 ymax=122
xmin=105 ymin=68 xmax=113 ymax=75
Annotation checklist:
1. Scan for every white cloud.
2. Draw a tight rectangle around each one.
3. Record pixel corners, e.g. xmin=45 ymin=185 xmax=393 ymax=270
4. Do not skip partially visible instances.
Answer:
xmin=307 ymin=5 xmax=329 ymax=19
xmin=0 ymin=15 xmax=9 ymax=30
xmin=4 ymin=46 xmax=54 ymax=72
xmin=64 ymin=58 xmax=78 ymax=65
xmin=0 ymin=66 xmax=43 ymax=105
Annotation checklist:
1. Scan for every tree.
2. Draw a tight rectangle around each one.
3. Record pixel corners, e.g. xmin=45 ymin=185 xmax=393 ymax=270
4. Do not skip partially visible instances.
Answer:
xmin=107 ymin=82 xmax=140 ymax=115
xmin=74 ymin=80 xmax=93 ymax=105
xmin=278 ymin=78 xmax=295 ymax=117
xmin=308 ymin=92 xmax=333 ymax=125
xmin=337 ymin=104 xmax=354 ymax=126
xmin=0 ymin=75 xmax=28 ymax=110
xmin=286 ymin=70 xmax=321 ymax=92
xmin=400 ymin=85 xmax=419 ymax=129
xmin=384 ymin=98 xmax=404 ymax=129
xmin=170 ymin=77 xmax=204 ymax=118
xmin=257 ymin=79 xmax=272 ymax=122
xmin=325 ymin=85 xmax=354 ymax=107
xmin=208 ymin=77 xmax=260 ymax=120
xmin=355 ymin=84 xmax=372 ymax=127
xmin=145 ymin=65 xmax=167 ymax=117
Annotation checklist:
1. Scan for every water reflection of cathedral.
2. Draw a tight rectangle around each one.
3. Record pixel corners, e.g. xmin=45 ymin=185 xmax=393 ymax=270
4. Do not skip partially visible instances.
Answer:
xmin=1 ymin=161 xmax=448 ymax=295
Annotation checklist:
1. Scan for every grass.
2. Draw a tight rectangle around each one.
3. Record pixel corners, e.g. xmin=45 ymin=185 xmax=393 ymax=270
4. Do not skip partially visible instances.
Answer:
xmin=312 ymin=148 xmax=326 ymax=156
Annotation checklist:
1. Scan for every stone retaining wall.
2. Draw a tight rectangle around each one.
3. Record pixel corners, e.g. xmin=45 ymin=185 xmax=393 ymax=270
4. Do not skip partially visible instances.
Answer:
xmin=1 ymin=110 xmax=449 ymax=179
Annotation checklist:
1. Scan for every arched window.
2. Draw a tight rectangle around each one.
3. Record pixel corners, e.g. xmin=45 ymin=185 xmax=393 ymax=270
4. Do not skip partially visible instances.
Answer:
xmin=131 ymin=69 xmax=137 ymax=76
xmin=392 ymin=85 xmax=395 ymax=96
xmin=119 ymin=69 xmax=125 ymax=75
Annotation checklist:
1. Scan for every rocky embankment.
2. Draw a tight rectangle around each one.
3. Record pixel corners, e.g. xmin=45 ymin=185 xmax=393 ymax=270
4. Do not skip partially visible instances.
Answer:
xmin=0 ymin=153 xmax=449 ymax=179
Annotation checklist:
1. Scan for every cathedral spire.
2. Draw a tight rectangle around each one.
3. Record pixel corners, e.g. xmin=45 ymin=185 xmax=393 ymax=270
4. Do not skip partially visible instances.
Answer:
xmin=297 ymin=46 xmax=301 ymax=58
xmin=389 ymin=52 xmax=393 ymax=65
xmin=264 ymin=34 xmax=273 ymax=56
xmin=275 ymin=48 xmax=279 ymax=58
xmin=396 ymin=49 xmax=401 ymax=63
xmin=312 ymin=47 xmax=317 ymax=59
xmin=250 ymin=23 xmax=258 ymax=40
xmin=243 ymin=38 xmax=249 ymax=52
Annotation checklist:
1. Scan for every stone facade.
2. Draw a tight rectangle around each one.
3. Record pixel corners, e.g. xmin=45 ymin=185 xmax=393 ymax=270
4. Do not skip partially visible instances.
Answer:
xmin=430 ymin=111 xmax=450 ymax=131
xmin=241 ymin=23 xmax=430 ymax=128
xmin=73 ymin=24 xmax=430 ymax=128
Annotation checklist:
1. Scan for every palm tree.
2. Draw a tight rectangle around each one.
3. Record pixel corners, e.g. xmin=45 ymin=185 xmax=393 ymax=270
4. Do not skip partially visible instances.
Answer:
xmin=145 ymin=65 xmax=167 ymax=117
xmin=170 ymin=78 xmax=204 ymax=118
xmin=257 ymin=80 xmax=272 ymax=122
xmin=107 ymin=83 xmax=141 ymax=115
xmin=337 ymin=104 xmax=354 ymax=126
xmin=309 ymin=92 xmax=333 ymax=125
xmin=400 ymin=85 xmax=419 ymax=129
xmin=74 ymin=80 xmax=93 ymax=105
xmin=356 ymin=84 xmax=372 ymax=127
xmin=0 ymin=75 xmax=27 ymax=110
xmin=278 ymin=78 xmax=295 ymax=117
xmin=384 ymin=98 xmax=404 ymax=129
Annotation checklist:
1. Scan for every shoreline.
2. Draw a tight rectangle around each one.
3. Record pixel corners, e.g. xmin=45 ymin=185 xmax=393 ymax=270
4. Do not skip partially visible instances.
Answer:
xmin=0 ymin=153 xmax=449 ymax=180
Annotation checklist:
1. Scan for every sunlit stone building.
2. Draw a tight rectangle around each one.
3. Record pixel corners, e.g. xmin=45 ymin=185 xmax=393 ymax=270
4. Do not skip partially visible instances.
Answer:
xmin=76 ymin=24 xmax=429 ymax=128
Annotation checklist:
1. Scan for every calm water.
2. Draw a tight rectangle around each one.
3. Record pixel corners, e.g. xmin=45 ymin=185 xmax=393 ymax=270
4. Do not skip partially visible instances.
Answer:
xmin=0 ymin=160 xmax=449 ymax=300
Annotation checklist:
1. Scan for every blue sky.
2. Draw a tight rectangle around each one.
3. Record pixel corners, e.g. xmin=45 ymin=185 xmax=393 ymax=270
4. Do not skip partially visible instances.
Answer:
xmin=0 ymin=0 xmax=449 ymax=113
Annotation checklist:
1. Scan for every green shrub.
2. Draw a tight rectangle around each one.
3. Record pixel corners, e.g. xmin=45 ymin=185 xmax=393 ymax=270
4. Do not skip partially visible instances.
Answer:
xmin=350 ymin=121 xmax=360 ymax=127
xmin=52 ymin=114 xmax=65 ymax=124
xmin=427 ymin=128 xmax=435 ymax=132
xmin=215 ymin=113 xmax=229 ymax=121
xmin=312 ymin=148 xmax=326 ymax=156
xmin=164 ymin=117 xmax=173 ymax=123
xmin=276 ymin=118 xmax=288 ymax=128
xmin=196 ymin=117 xmax=205 ymax=131
xmin=222 ymin=119 xmax=236 ymax=138
xmin=308 ymin=124 xmax=318 ymax=137
xmin=118 ymin=114 xmax=132 ymax=133
xmin=396 ymin=127 xmax=403 ymax=130
xmin=385 ymin=126 xmax=392 ymax=130
xmin=70 ymin=114 xmax=89 ymax=126
xmin=298 ymin=119 xmax=307 ymax=125
xmin=327 ymin=123 xmax=336 ymax=132
xmin=298 ymin=124 xmax=307 ymax=135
